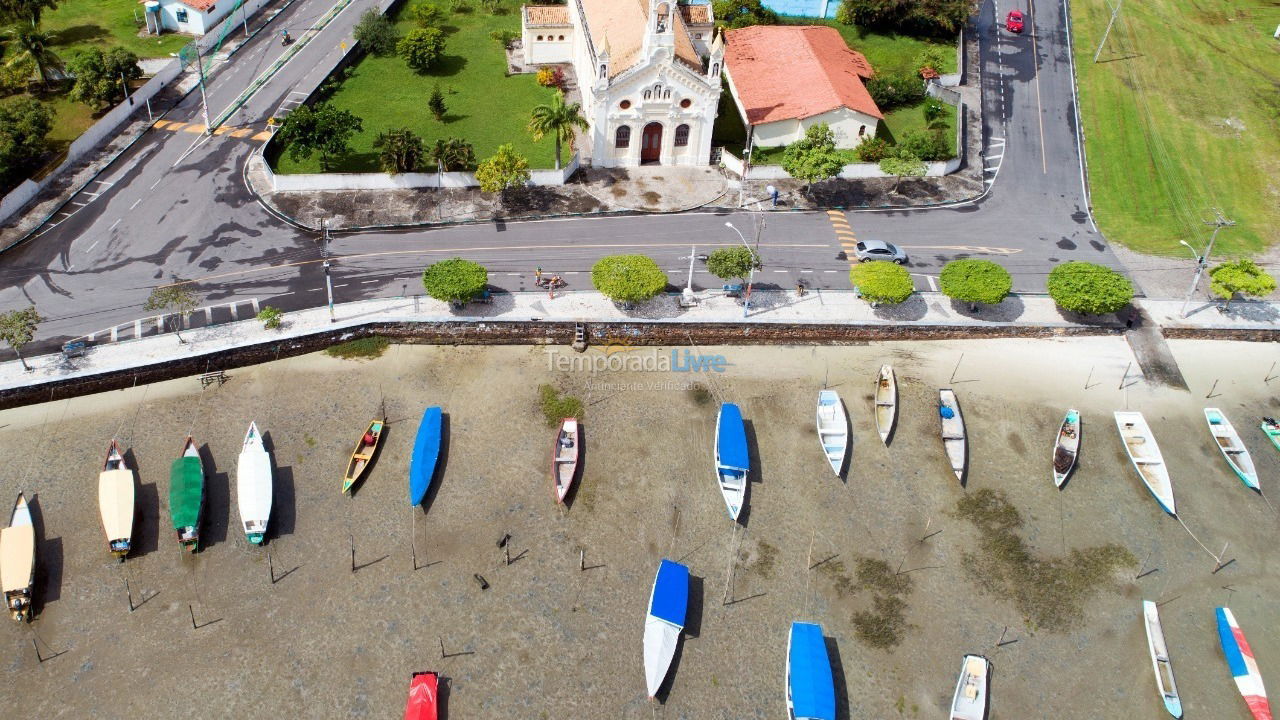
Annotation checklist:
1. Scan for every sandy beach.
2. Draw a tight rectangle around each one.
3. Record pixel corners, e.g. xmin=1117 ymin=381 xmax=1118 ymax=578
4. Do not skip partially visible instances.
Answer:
xmin=0 ymin=337 xmax=1277 ymax=719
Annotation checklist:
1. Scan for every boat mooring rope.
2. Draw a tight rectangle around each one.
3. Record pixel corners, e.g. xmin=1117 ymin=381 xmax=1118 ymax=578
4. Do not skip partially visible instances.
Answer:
xmin=185 ymin=359 xmax=213 ymax=438
xmin=1174 ymin=515 xmax=1221 ymax=565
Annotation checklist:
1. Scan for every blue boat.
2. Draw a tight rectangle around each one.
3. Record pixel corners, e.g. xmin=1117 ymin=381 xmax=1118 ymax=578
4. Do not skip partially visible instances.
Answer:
xmin=715 ymin=403 xmax=749 ymax=521
xmin=642 ymin=559 xmax=689 ymax=698
xmin=409 ymin=407 xmax=443 ymax=506
xmin=786 ymin=622 xmax=835 ymax=720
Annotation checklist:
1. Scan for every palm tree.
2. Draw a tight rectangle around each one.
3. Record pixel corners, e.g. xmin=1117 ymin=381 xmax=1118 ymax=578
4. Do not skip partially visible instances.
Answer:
xmin=427 ymin=137 xmax=475 ymax=183
xmin=527 ymin=93 xmax=588 ymax=171
xmin=0 ymin=0 xmax=59 ymax=28
xmin=7 ymin=28 xmax=61 ymax=89
xmin=373 ymin=128 xmax=425 ymax=174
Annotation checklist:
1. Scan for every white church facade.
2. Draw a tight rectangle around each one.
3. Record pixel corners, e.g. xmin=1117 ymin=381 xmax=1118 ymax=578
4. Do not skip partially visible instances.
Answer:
xmin=520 ymin=0 xmax=724 ymax=167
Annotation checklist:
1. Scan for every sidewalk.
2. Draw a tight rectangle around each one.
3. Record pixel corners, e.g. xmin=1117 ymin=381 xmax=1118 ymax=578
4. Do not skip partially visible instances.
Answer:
xmin=2 ymin=290 xmax=1275 ymax=393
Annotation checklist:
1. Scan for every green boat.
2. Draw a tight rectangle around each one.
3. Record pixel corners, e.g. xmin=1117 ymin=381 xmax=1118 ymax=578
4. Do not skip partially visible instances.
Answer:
xmin=1263 ymin=417 xmax=1280 ymax=454
xmin=169 ymin=436 xmax=204 ymax=553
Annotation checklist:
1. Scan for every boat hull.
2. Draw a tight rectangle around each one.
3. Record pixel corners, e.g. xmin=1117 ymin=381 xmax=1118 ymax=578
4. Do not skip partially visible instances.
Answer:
xmin=343 ymin=419 xmax=385 ymax=494
xmin=939 ymin=389 xmax=966 ymax=483
xmin=237 ymin=423 xmax=273 ymax=545
xmin=1 ymin=493 xmax=35 ymax=622
xmin=551 ymin=418 xmax=580 ymax=504
xmin=1217 ymin=607 xmax=1272 ymax=720
xmin=643 ymin=559 xmax=689 ymax=698
xmin=1143 ymin=600 xmax=1183 ymax=718
xmin=816 ymin=391 xmax=848 ymax=477
xmin=1053 ymin=410 xmax=1081 ymax=488
xmin=410 ymin=407 xmax=443 ymax=506
xmin=949 ymin=654 xmax=990 ymax=720
xmin=1115 ymin=412 xmax=1176 ymax=516
xmin=1205 ymin=409 xmax=1259 ymax=490
xmin=404 ymin=671 xmax=439 ymax=720
xmin=170 ymin=438 xmax=204 ymax=553
xmin=715 ymin=404 xmax=749 ymax=521
xmin=1262 ymin=419 xmax=1280 ymax=454
xmin=787 ymin=622 xmax=836 ymax=720
xmin=874 ymin=365 xmax=896 ymax=445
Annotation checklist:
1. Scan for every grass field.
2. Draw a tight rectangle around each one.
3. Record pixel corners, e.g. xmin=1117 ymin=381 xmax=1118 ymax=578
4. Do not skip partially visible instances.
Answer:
xmin=1070 ymin=0 xmax=1280 ymax=257
xmin=273 ymin=0 xmax=559 ymax=173
xmin=43 ymin=0 xmax=190 ymax=59
xmin=781 ymin=17 xmax=958 ymax=76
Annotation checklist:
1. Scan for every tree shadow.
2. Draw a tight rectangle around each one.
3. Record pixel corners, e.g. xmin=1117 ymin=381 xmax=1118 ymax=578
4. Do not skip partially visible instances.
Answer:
xmin=430 ymin=54 xmax=469 ymax=77
xmin=51 ymin=24 xmax=110 ymax=45
xmin=946 ymin=293 xmax=1026 ymax=321
xmin=872 ymin=293 xmax=928 ymax=321
xmin=825 ymin=635 xmax=852 ymax=720
xmin=200 ymin=443 xmax=231 ymax=549
xmin=262 ymin=432 xmax=296 ymax=542
xmin=28 ymin=495 xmax=62 ymax=616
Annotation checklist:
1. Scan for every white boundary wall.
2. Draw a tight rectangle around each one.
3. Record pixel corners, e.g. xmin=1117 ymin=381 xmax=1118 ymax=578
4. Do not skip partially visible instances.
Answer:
xmin=266 ymin=152 xmax=581 ymax=191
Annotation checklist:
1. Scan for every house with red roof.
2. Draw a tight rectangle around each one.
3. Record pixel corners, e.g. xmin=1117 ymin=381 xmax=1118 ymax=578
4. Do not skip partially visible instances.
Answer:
xmin=519 ymin=1 xmax=725 ymax=167
xmin=141 ymin=0 xmax=238 ymax=36
xmin=723 ymin=25 xmax=883 ymax=152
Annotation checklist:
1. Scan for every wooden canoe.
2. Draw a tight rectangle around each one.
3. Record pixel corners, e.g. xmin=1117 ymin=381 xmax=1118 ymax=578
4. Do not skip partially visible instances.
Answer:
xmin=938 ymin=389 xmax=966 ymax=483
xmin=1143 ymin=600 xmax=1183 ymax=718
xmin=1053 ymin=410 xmax=1081 ymax=488
xmin=551 ymin=418 xmax=580 ymax=504
xmin=1 ymin=492 xmax=35 ymax=622
xmin=1262 ymin=417 xmax=1280 ymax=454
xmin=1204 ymin=409 xmax=1259 ymax=490
xmin=874 ymin=365 xmax=897 ymax=445
xmin=816 ymin=390 xmax=848 ymax=477
xmin=343 ymin=419 xmax=385 ymax=494
xmin=1115 ymin=412 xmax=1176 ymax=516
xmin=98 ymin=439 xmax=135 ymax=559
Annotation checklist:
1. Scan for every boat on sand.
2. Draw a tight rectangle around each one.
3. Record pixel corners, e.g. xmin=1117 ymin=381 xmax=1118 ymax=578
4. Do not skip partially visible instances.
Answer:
xmin=1204 ymin=409 xmax=1259 ymax=490
xmin=1 ymin=492 xmax=35 ymax=622
xmin=714 ymin=403 xmax=749 ymax=521
xmin=815 ymin=391 xmax=848 ymax=477
xmin=1053 ymin=410 xmax=1081 ymax=488
xmin=643 ymin=559 xmax=689 ymax=699
xmin=1114 ymin=412 xmax=1176 ymax=516
xmin=236 ymin=422 xmax=273 ymax=545
xmin=551 ymin=418 xmax=580 ymax=503
xmin=169 ymin=436 xmax=204 ymax=552
xmin=786 ymin=621 xmax=835 ymax=720
xmin=874 ymin=365 xmax=896 ymax=445
xmin=938 ymin=389 xmax=966 ymax=483
xmin=404 ymin=671 xmax=439 ymax=720
xmin=1216 ymin=607 xmax=1271 ymax=720
xmin=98 ymin=440 xmax=135 ymax=559
xmin=1143 ymin=600 xmax=1183 ymax=718
xmin=410 ymin=407 xmax=443 ymax=507
xmin=949 ymin=654 xmax=990 ymax=720
xmin=343 ymin=419 xmax=385 ymax=494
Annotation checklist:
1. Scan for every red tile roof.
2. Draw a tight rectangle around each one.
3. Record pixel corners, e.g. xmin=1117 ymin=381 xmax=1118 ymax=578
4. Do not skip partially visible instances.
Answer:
xmin=524 ymin=5 xmax=570 ymax=26
xmin=724 ymin=25 xmax=882 ymax=124
xmin=679 ymin=4 xmax=712 ymax=24
xmin=180 ymin=0 xmax=218 ymax=12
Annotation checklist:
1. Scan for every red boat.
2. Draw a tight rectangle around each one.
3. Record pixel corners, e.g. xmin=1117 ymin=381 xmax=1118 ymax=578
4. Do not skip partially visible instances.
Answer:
xmin=404 ymin=671 xmax=439 ymax=720
xmin=550 ymin=418 xmax=580 ymax=504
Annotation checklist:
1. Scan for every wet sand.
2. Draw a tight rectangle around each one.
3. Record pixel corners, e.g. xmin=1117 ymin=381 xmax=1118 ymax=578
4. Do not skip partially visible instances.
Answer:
xmin=1 ymin=338 xmax=1277 ymax=719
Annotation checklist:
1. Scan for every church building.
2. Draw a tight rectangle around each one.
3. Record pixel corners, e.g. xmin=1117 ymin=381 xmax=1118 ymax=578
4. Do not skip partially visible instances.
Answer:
xmin=520 ymin=0 xmax=724 ymax=167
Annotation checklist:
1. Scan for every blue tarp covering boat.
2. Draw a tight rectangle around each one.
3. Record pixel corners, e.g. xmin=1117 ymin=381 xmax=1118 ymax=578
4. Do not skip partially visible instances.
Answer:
xmin=643 ymin=559 xmax=690 ymax=697
xmin=409 ymin=407 xmax=443 ymax=506
xmin=716 ymin=403 xmax=749 ymax=471
xmin=649 ymin=559 xmax=689 ymax=625
xmin=787 ymin=622 xmax=835 ymax=720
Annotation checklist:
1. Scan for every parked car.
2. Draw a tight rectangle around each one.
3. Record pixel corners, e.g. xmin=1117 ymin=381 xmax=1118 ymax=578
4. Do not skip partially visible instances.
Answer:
xmin=1006 ymin=9 xmax=1024 ymax=33
xmin=854 ymin=240 xmax=908 ymax=264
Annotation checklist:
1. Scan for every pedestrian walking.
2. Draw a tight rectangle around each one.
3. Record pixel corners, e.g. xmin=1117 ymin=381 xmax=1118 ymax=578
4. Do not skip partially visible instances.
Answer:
xmin=535 ymin=267 xmax=543 ymax=284
xmin=767 ymin=184 xmax=779 ymax=207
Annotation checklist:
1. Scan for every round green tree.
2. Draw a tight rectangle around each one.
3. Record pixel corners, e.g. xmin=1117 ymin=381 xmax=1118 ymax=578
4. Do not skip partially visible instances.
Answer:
xmin=705 ymin=246 xmax=760 ymax=281
xmin=850 ymin=261 xmax=913 ymax=305
xmin=1046 ymin=262 xmax=1133 ymax=315
xmin=939 ymin=259 xmax=1012 ymax=309
xmin=398 ymin=27 xmax=445 ymax=72
xmin=422 ymin=257 xmax=488 ymax=305
xmin=1208 ymin=259 xmax=1276 ymax=311
xmin=591 ymin=255 xmax=668 ymax=305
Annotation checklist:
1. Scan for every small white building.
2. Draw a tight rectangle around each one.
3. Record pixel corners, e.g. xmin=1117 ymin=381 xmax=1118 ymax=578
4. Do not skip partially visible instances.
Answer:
xmin=143 ymin=0 xmax=237 ymax=37
xmin=723 ymin=25 xmax=882 ymax=150
xmin=520 ymin=0 xmax=724 ymax=167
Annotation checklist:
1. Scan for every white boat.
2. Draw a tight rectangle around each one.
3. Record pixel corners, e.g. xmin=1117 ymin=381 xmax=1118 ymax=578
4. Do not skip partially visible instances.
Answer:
xmin=815 ymin=391 xmax=848 ymax=477
xmin=874 ymin=365 xmax=896 ymax=445
xmin=1115 ymin=412 xmax=1176 ymax=515
xmin=1 ymin=492 xmax=35 ymax=622
xmin=1204 ymin=408 xmax=1259 ymax=490
xmin=98 ymin=439 xmax=135 ymax=559
xmin=236 ymin=422 xmax=273 ymax=545
xmin=938 ymin=389 xmax=966 ymax=483
xmin=786 ymin=621 xmax=835 ymax=720
xmin=949 ymin=654 xmax=989 ymax=720
xmin=714 ymin=403 xmax=749 ymax=521
xmin=1053 ymin=409 xmax=1081 ymax=488
xmin=1143 ymin=600 xmax=1184 ymax=718
xmin=642 ymin=559 xmax=689 ymax=698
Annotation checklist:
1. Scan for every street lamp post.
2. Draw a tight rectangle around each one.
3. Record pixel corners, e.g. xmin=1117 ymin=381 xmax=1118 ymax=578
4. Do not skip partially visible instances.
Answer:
xmin=1179 ymin=212 xmax=1235 ymax=318
xmin=724 ymin=222 xmax=755 ymax=319
xmin=322 ymin=219 xmax=335 ymax=323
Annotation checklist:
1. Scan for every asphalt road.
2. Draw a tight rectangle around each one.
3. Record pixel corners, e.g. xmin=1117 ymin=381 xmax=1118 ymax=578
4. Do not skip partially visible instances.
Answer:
xmin=0 ymin=0 xmax=1123 ymax=356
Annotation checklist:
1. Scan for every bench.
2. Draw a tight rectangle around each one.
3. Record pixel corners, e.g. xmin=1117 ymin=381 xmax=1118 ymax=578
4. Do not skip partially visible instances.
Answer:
xmin=199 ymin=370 xmax=229 ymax=388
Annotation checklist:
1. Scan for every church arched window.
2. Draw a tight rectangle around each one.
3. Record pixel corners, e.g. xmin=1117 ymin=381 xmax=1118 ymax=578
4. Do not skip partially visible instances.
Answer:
xmin=674 ymin=124 xmax=689 ymax=147
xmin=615 ymin=126 xmax=631 ymax=148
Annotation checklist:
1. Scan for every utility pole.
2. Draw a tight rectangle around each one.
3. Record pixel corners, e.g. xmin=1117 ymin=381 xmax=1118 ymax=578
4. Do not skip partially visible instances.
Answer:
xmin=119 ymin=72 xmax=131 ymax=101
xmin=678 ymin=245 xmax=707 ymax=306
xmin=322 ymin=219 xmax=336 ymax=322
xmin=1093 ymin=0 xmax=1124 ymax=63
xmin=193 ymin=41 xmax=212 ymax=134
xmin=724 ymin=222 xmax=757 ymax=319
xmin=1179 ymin=210 xmax=1234 ymax=318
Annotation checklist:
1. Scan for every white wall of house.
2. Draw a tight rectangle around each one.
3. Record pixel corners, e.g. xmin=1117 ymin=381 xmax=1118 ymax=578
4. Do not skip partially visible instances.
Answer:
xmin=521 ymin=25 xmax=573 ymax=65
xmin=593 ymin=66 xmax=719 ymax=167
xmin=153 ymin=0 xmax=225 ymax=35
xmin=751 ymin=107 xmax=878 ymax=148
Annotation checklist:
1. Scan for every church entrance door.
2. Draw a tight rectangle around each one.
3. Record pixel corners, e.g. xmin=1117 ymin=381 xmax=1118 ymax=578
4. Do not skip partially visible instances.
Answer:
xmin=641 ymin=123 xmax=663 ymax=164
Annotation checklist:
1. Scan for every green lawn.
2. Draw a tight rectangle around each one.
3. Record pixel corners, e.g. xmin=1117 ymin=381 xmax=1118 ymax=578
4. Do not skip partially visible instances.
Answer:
xmin=43 ymin=0 xmax=190 ymax=59
xmin=273 ymin=0 xmax=559 ymax=173
xmin=1070 ymin=0 xmax=1279 ymax=256
xmin=780 ymin=17 xmax=958 ymax=76
xmin=730 ymin=101 xmax=956 ymax=165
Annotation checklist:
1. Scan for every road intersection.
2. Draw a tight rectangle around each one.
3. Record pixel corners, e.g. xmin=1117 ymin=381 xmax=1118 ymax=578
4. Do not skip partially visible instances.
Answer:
xmin=0 ymin=0 xmax=1124 ymax=355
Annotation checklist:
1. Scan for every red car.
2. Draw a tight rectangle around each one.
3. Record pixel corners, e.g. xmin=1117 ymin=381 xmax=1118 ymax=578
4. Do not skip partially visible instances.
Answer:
xmin=1006 ymin=9 xmax=1025 ymax=33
